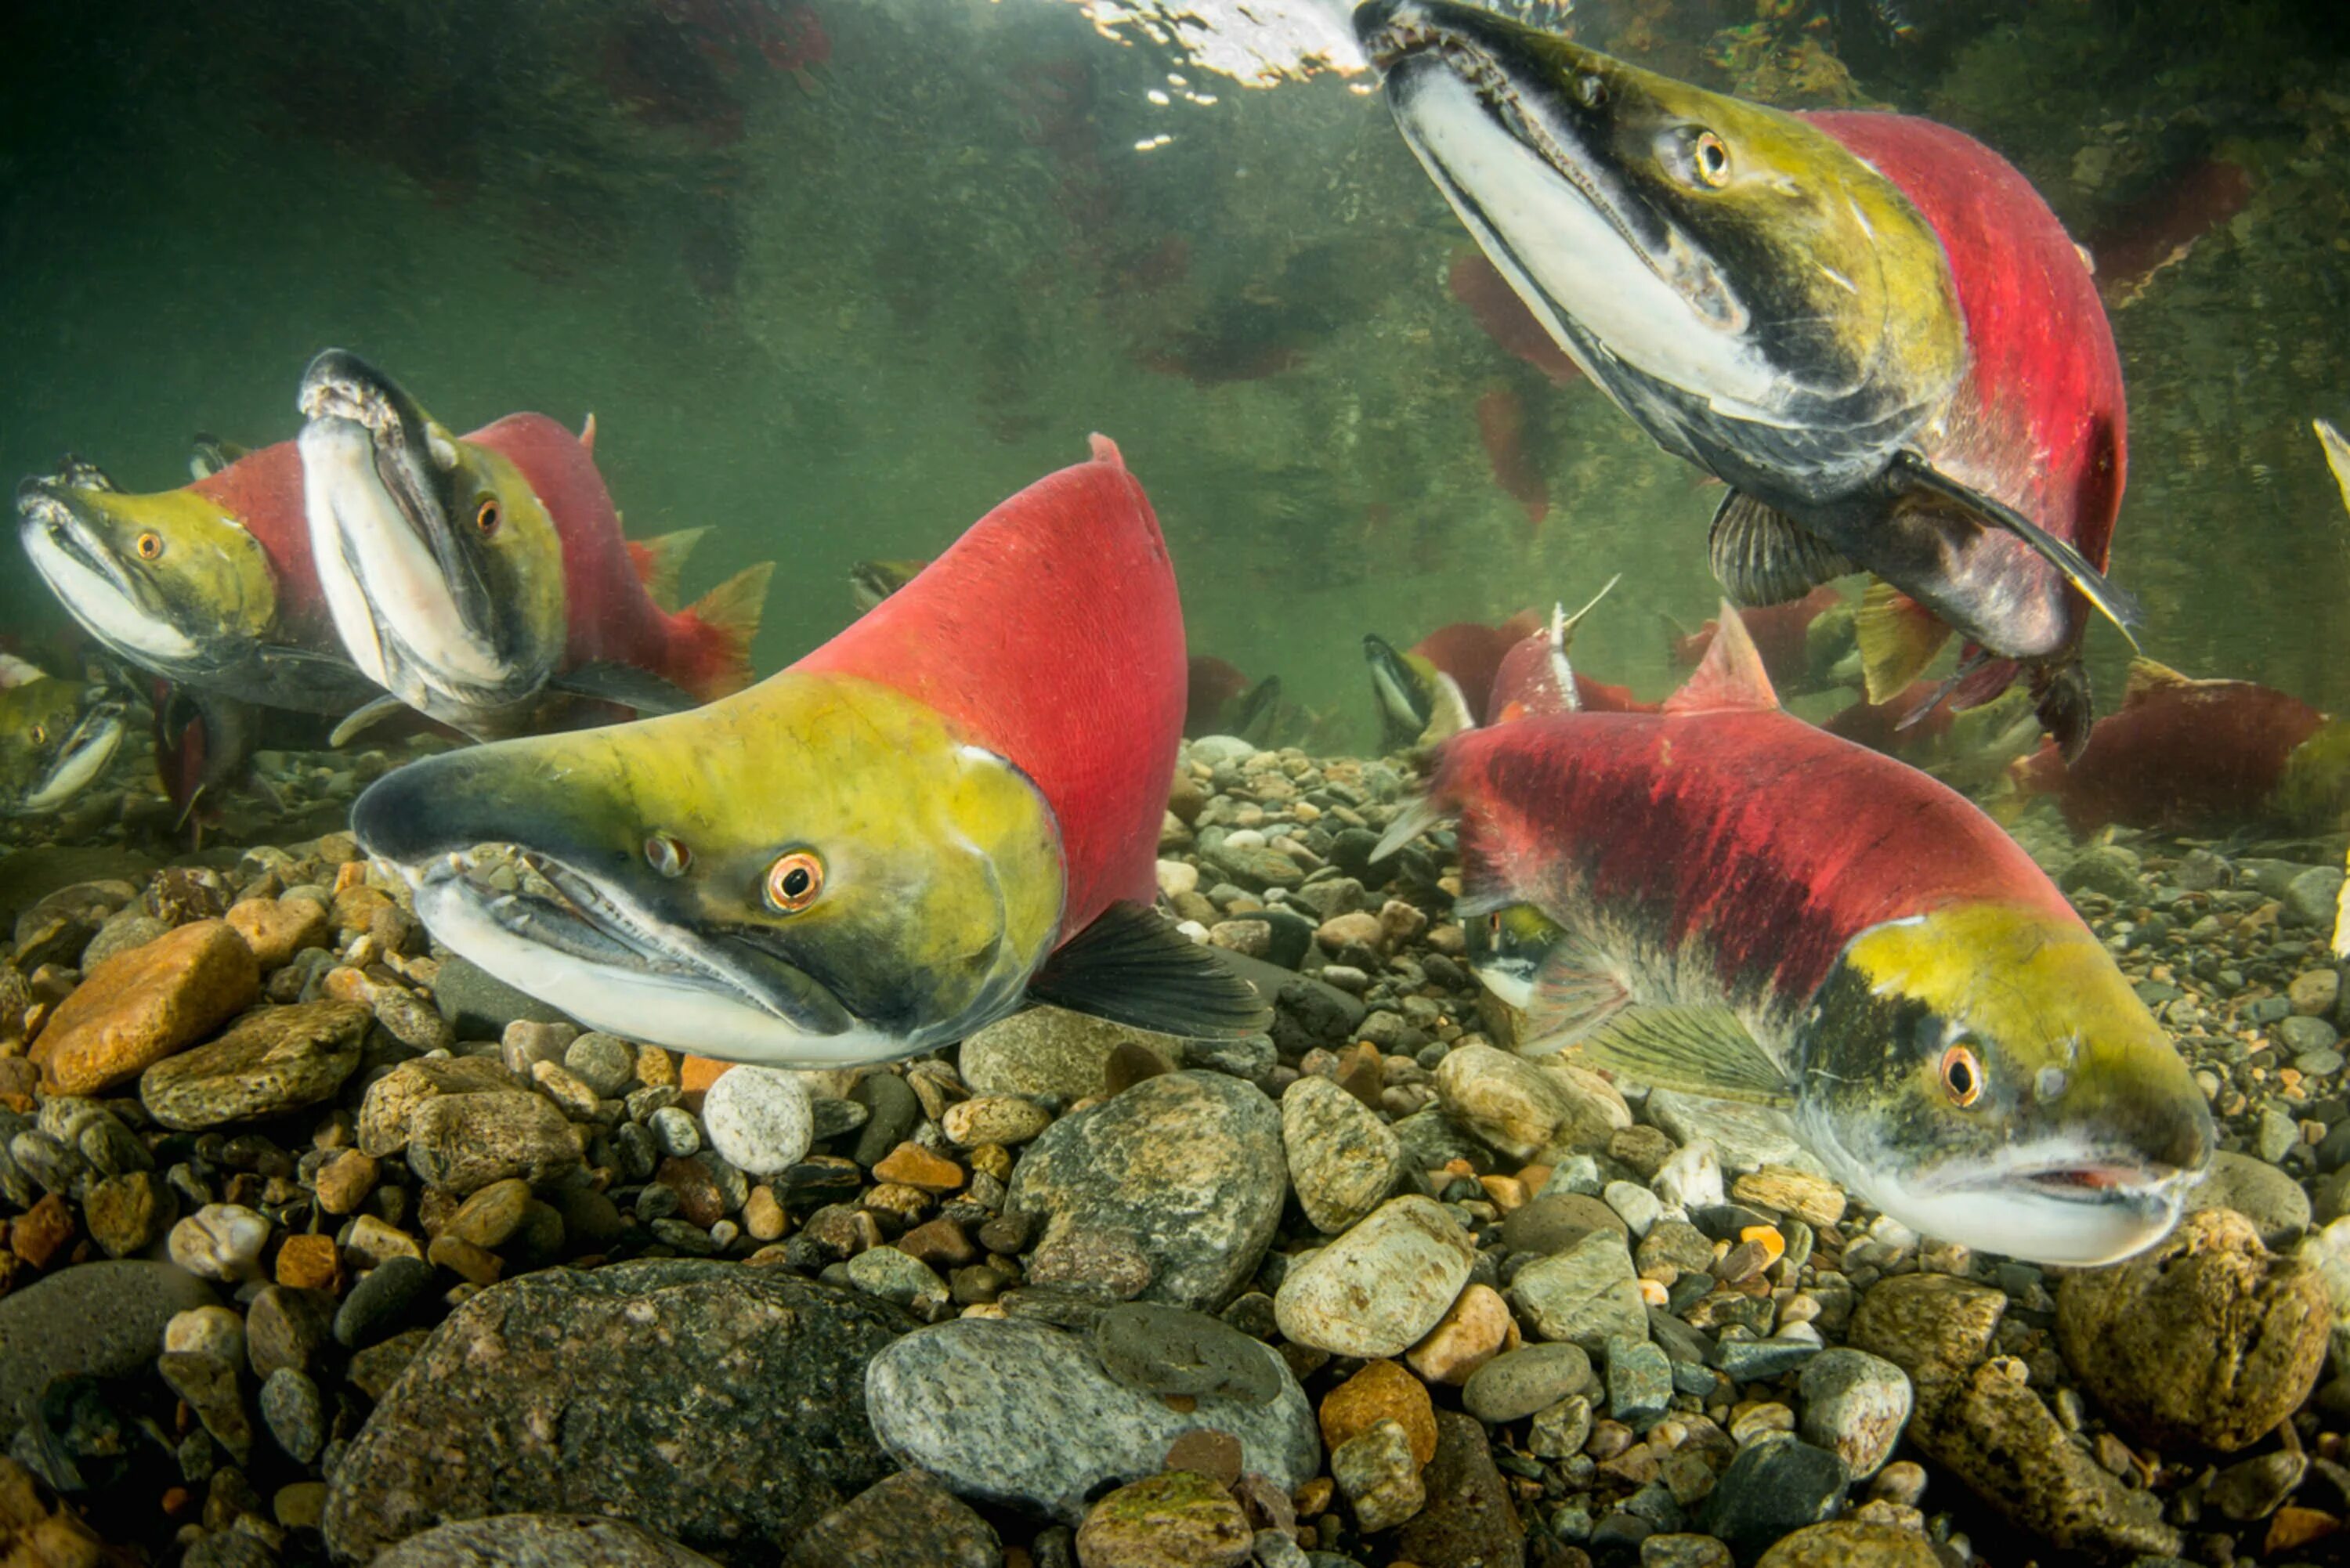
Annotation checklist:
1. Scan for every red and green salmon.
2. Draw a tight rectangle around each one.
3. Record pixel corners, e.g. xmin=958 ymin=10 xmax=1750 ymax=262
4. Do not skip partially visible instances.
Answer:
xmin=298 ymin=349 xmax=769 ymax=739
xmin=1365 ymin=609 xmax=1542 ymax=749
xmin=1358 ymin=1 xmax=2138 ymax=757
xmin=1386 ymin=604 xmax=2211 ymax=1265
xmin=351 ymin=436 xmax=1266 ymax=1066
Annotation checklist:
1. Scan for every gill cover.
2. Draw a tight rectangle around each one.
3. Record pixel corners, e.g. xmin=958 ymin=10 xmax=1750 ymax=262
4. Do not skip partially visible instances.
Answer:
xmin=1355 ymin=0 xmax=1965 ymax=504
xmin=352 ymin=671 xmax=1065 ymax=1065
xmin=298 ymin=349 xmax=566 ymax=735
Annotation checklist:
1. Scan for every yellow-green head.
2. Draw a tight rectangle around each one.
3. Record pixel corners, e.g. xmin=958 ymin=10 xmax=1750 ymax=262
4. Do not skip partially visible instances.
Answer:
xmin=1797 ymin=902 xmax=2211 ymax=1265
xmin=0 ymin=677 xmax=127 ymax=817
xmin=298 ymin=349 xmax=566 ymax=738
xmin=351 ymin=670 xmax=1065 ymax=1066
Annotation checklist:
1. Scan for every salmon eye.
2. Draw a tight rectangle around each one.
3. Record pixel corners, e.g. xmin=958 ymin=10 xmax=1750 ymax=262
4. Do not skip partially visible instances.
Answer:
xmin=27 ymin=725 xmax=45 ymax=747
xmin=765 ymin=850 xmax=824 ymax=912
xmin=136 ymin=531 xmax=163 ymax=560
xmin=1691 ymin=131 xmax=1731 ymax=187
xmin=644 ymin=833 xmax=691 ymax=878
xmin=1578 ymin=74 xmax=1607 ymax=109
xmin=475 ymin=497 xmax=500 ymax=535
xmin=1941 ymin=1043 xmax=1983 ymax=1107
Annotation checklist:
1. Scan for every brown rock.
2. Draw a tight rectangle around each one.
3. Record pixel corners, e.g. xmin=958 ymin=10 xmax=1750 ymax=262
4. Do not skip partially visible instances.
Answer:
xmin=679 ymin=1054 xmax=732 ymax=1094
xmin=656 ymin=1158 xmax=728 ymax=1230
xmin=1730 ymin=1165 xmax=1848 ymax=1229
xmin=1406 ymin=1283 xmax=1517 ymax=1386
xmin=1164 ymin=1429 xmax=1245 ymax=1488
xmin=781 ymin=1468 xmax=1001 ymax=1568
xmin=275 ymin=1234 xmax=342 ymax=1292
xmin=1394 ymin=1408 xmax=1524 ymax=1568
xmin=1075 ymin=1469 xmax=1253 ymax=1568
xmin=31 ymin=919 xmax=258 ymax=1094
xmin=2055 ymin=1207 xmax=2330 ymax=1451
xmin=313 ymin=1151 xmax=380 ymax=1216
xmin=9 ymin=1194 xmax=74 ymax=1269
xmin=356 ymin=1055 xmax=515 ymax=1156
xmin=84 ymin=1170 xmax=173 ymax=1259
xmin=447 ymin=1179 xmax=533 ymax=1249
xmin=138 ymin=999 xmax=368 ymax=1130
xmin=427 ymin=1235 xmax=504 ymax=1287
xmin=405 ymin=1093 xmax=582 ymax=1196
xmin=873 ymin=1143 xmax=965 ymax=1194
xmin=897 ymin=1219 xmax=978 ymax=1270
xmin=225 ymin=898 xmax=331 ymax=969
xmin=1754 ymin=1521 xmax=1946 ymax=1568
xmin=1847 ymin=1273 xmax=2006 ymax=1399
xmin=1320 ymin=1359 xmax=1437 ymax=1469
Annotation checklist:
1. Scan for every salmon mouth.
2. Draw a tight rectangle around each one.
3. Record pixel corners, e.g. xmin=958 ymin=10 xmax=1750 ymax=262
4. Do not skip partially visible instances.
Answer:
xmin=15 ymin=481 xmax=210 ymax=673
xmin=16 ymin=700 xmax=126 ymax=816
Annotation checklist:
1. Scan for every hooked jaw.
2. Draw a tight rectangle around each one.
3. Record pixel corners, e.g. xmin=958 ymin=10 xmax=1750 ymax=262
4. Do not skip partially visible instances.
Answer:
xmin=297 ymin=350 xmax=533 ymax=722
xmin=16 ymin=481 xmax=205 ymax=671
xmin=14 ymin=700 xmax=127 ymax=816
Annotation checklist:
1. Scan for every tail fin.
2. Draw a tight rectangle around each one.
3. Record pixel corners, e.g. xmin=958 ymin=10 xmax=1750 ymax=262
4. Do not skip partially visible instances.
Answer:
xmin=679 ymin=562 xmax=774 ymax=699
xmin=627 ymin=527 xmax=709 ymax=613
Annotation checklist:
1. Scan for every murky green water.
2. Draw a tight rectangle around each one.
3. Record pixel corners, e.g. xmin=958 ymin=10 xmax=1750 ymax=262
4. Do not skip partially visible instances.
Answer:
xmin=2 ymin=0 xmax=2347 ymax=810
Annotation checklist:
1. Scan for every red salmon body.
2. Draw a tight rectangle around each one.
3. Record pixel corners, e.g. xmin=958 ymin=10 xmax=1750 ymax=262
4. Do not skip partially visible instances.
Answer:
xmin=1673 ymin=586 xmax=1846 ymax=695
xmin=797 ymin=435 xmax=1181 ymax=935
xmin=2016 ymin=663 xmax=2326 ymax=836
xmin=189 ymin=442 xmax=334 ymax=640
xmin=1415 ymin=612 xmax=1541 ymax=721
xmin=1487 ymin=628 xmax=1658 ymax=724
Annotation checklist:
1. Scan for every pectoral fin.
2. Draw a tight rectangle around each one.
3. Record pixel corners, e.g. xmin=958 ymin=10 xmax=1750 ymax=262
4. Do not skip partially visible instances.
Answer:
xmin=1517 ymin=938 xmax=1632 ymax=1052
xmin=330 ymin=694 xmax=416 ymax=749
xmin=1574 ymin=1004 xmax=1792 ymax=1107
xmin=1708 ymin=491 xmax=1855 ymax=607
xmin=1888 ymin=452 xmax=2142 ymax=645
xmin=1854 ymin=580 xmax=1950 ymax=704
xmin=551 ymin=661 xmax=698 ymax=716
xmin=1027 ymin=900 xmax=1273 ymax=1037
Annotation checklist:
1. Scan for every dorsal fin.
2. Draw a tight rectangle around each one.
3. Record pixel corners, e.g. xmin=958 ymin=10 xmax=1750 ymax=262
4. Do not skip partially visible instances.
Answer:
xmin=2122 ymin=656 xmax=2196 ymax=707
xmin=580 ymin=411 xmax=598 ymax=453
xmin=1088 ymin=432 xmax=1126 ymax=469
xmin=1664 ymin=599 xmax=1777 ymax=715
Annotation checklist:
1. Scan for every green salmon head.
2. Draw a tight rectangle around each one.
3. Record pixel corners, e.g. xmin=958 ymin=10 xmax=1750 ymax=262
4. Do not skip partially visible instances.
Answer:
xmin=0 ymin=677 xmax=127 ymax=816
xmin=298 ymin=349 xmax=565 ymax=735
xmin=349 ymin=670 xmax=1066 ymax=1067
xmin=1794 ymin=903 xmax=2213 ymax=1266
xmin=1464 ymin=900 xmax=1567 ymax=1011
xmin=1354 ymin=1 xmax=1965 ymax=504
xmin=16 ymin=471 xmax=278 ymax=685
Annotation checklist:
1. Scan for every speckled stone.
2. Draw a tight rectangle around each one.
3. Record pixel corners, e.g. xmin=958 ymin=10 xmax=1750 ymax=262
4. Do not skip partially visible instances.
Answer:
xmin=958 ymin=1005 xmax=1183 ymax=1104
xmin=324 ymin=1261 xmax=906 ymax=1560
xmin=1752 ymin=1522 xmax=1945 ymax=1568
xmin=1076 ymin=1470 xmax=1255 ymax=1567
xmin=1462 ymin=1343 xmax=1595 ymax=1425
xmin=779 ymin=1469 xmax=1000 ymax=1568
xmin=32 ymin=919 xmax=258 ymax=1095
xmin=1274 ymin=1195 xmax=1476 ymax=1357
xmin=1796 ymin=1349 xmax=1912 ymax=1481
xmin=371 ymin=1516 xmax=724 ymax=1567
xmin=864 ymin=1315 xmax=1318 ymax=1523
xmin=1432 ymin=1044 xmax=1629 ymax=1159
xmin=1282 ymin=1074 xmax=1403 ymax=1234
xmin=700 ymin=1066 xmax=814 ymax=1178
xmin=1509 ymin=1229 xmax=1647 ymax=1351
xmin=139 ymin=999 xmax=367 ymax=1130
xmin=405 ymin=1092 xmax=581 ymax=1195
xmin=1009 ymin=1071 xmax=1283 ymax=1310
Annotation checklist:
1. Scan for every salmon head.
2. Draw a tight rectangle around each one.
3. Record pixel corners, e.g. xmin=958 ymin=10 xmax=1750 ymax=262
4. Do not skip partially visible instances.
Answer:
xmin=0 ymin=675 xmax=127 ymax=817
xmin=1355 ymin=0 xmax=1963 ymax=507
xmin=351 ymin=671 xmax=1064 ymax=1065
xmin=18 ymin=461 xmax=280 ymax=689
xmin=298 ymin=349 xmax=566 ymax=737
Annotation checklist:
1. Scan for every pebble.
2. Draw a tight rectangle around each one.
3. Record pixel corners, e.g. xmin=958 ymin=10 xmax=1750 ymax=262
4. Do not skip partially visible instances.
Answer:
xmin=448 ymin=1177 xmax=534 ymax=1248
xmin=406 ymin=1091 xmax=582 ymax=1194
xmin=158 ymin=1347 xmax=251 ymax=1460
xmin=1528 ymin=1394 xmax=1593 ymax=1460
xmin=865 ymin=1315 xmax=1318 ymax=1522
xmin=1394 ymin=1407 xmax=1526 ymax=1566
xmin=562 ymin=1031 xmax=639 ymax=1097
xmin=313 ymin=1148 xmax=379 ymax=1215
xmin=1274 ymin=1194 xmax=1476 ymax=1357
xmin=355 ymin=1055 xmax=515 ymax=1154
xmin=260 ymin=1367 xmax=327 ymax=1463
xmin=1011 ymin=1071 xmax=1284 ymax=1310
xmin=324 ymin=1261 xmax=906 ymax=1559
xmin=1605 ymin=1179 xmax=1665 ymax=1237
xmin=1645 ymin=1093 xmax=1824 ymax=1176
xmin=959 ymin=1005 xmax=1182 ymax=1104
xmin=0 ymin=1260 xmax=214 ymax=1430
xmin=1092 ymin=1302 xmax=1282 ymax=1404
xmin=940 ymin=1093 xmax=1051 ymax=1146
xmin=246 ymin=1284 xmax=334 ymax=1378
xmin=1405 ymin=1281 xmax=1515 ymax=1386
xmin=1433 ymin=1044 xmax=1630 ymax=1158
xmin=1282 ymin=1074 xmax=1403 ymax=1234
xmin=648 ymin=1104 xmax=702 ymax=1158
xmin=167 ymin=1202 xmax=270 ymax=1283
xmin=2207 ymin=1448 xmax=2307 ymax=1521
xmin=1730 ymin=1165 xmax=1847 ymax=1229
xmin=2055 ymin=1207 xmax=2330 ymax=1451
xmin=335 ymin=1255 xmax=435 ymax=1348
xmin=1752 ymin=1522 xmax=1944 ymax=1568
xmin=700 ymin=1065 xmax=814 ymax=1176
xmin=1462 ymin=1342 xmax=1595 ymax=1424
xmin=373 ymin=1515 xmax=726 ymax=1566
xmin=224 ymin=897 xmax=330 ymax=968
xmin=139 ymin=998 xmax=368 ymax=1130
xmin=1795 ymin=1349 xmax=1912 ymax=1480
xmin=1651 ymin=1140 xmax=1723 ymax=1212
xmin=84 ymin=1169 xmax=172 ymax=1256
xmin=782 ymin=1469 xmax=1002 ymax=1568
xmin=1509 ymin=1227 xmax=1649 ymax=1350
xmin=1077 ymin=1469 xmax=1256 ymax=1566
xmin=1697 ymin=1439 xmax=1849 ymax=1562
xmin=1320 ymin=1358 xmax=1437 ymax=1466
xmin=31 ymin=919 xmax=258 ymax=1094
xmin=427 ymin=953 xmax=575 ymax=1037
xmin=2291 ymin=967 xmax=2343 ymax=1017
xmin=2183 ymin=1147 xmax=2318 ymax=1247
xmin=1330 ymin=1419 xmax=1426 ymax=1533
xmin=1606 ymin=1334 xmax=1674 ymax=1427
xmin=1503 ymin=1192 xmax=1629 ymax=1253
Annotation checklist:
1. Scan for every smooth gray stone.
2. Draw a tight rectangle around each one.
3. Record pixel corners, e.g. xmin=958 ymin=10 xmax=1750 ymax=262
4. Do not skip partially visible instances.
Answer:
xmin=866 ymin=1315 xmax=1318 ymax=1521
xmin=372 ymin=1516 xmax=723 ymax=1566
xmin=0 ymin=1260 xmax=215 ymax=1431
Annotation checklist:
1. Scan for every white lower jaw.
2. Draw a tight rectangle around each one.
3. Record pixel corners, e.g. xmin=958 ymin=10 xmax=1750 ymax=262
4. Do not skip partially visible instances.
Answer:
xmin=1393 ymin=68 xmax=1787 ymax=423
xmin=1865 ymin=1179 xmax=2182 ymax=1267
xmin=410 ymin=876 xmax=918 ymax=1069
xmin=23 ymin=527 xmax=201 ymax=667
xmin=298 ymin=421 xmax=516 ymax=709
xmin=21 ymin=724 xmax=122 ymax=814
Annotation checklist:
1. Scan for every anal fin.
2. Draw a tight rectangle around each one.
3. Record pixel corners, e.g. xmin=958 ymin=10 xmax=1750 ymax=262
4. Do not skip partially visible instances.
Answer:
xmin=1854 ymin=580 xmax=1951 ymax=704
xmin=1575 ymin=1003 xmax=1792 ymax=1107
xmin=1027 ymin=901 xmax=1272 ymax=1038
xmin=1708 ymin=491 xmax=1855 ymax=607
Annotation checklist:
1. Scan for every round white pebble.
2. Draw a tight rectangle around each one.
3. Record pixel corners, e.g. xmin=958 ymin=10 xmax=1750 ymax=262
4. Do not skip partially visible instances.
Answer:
xmin=700 ymin=1067 xmax=815 ymax=1177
